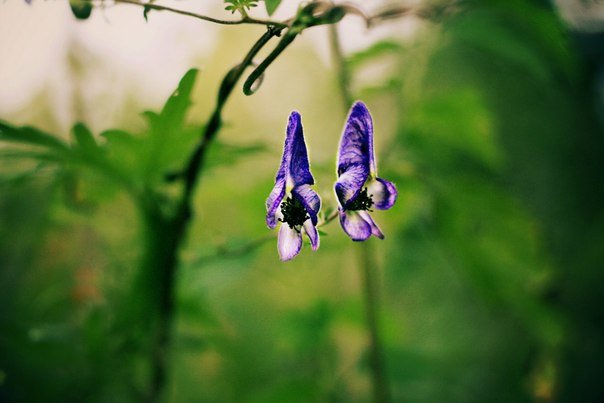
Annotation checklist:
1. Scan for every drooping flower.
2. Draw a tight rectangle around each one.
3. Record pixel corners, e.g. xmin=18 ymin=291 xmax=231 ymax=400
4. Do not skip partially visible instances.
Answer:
xmin=335 ymin=101 xmax=397 ymax=241
xmin=266 ymin=111 xmax=321 ymax=261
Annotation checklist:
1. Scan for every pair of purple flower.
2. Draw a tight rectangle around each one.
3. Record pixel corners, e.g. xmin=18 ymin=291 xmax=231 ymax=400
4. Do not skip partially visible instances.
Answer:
xmin=266 ymin=101 xmax=398 ymax=261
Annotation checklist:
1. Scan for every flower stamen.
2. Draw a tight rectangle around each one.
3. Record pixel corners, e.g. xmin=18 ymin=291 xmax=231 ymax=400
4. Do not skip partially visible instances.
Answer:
xmin=279 ymin=196 xmax=309 ymax=229
xmin=346 ymin=187 xmax=373 ymax=211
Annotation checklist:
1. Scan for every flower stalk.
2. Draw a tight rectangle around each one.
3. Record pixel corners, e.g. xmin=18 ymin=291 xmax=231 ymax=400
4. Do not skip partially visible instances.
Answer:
xmin=329 ymin=23 xmax=392 ymax=403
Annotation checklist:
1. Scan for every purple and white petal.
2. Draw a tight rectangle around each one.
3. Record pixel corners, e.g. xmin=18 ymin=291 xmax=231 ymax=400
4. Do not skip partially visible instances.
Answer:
xmin=292 ymin=184 xmax=321 ymax=225
xmin=339 ymin=210 xmax=372 ymax=241
xmin=303 ymin=220 xmax=320 ymax=251
xmin=266 ymin=178 xmax=286 ymax=228
xmin=334 ymin=164 xmax=369 ymax=209
xmin=357 ymin=210 xmax=385 ymax=239
xmin=278 ymin=224 xmax=303 ymax=261
xmin=286 ymin=111 xmax=314 ymax=187
xmin=366 ymin=177 xmax=397 ymax=210
xmin=337 ymin=101 xmax=375 ymax=177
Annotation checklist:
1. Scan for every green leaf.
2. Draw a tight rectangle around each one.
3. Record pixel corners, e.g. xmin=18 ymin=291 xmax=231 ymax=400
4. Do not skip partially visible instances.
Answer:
xmin=137 ymin=69 xmax=200 ymax=183
xmin=0 ymin=149 xmax=64 ymax=163
xmin=264 ymin=0 xmax=281 ymax=15
xmin=159 ymin=69 xmax=198 ymax=131
xmin=71 ymin=123 xmax=97 ymax=152
xmin=69 ymin=0 xmax=93 ymax=20
xmin=347 ymin=40 xmax=404 ymax=69
xmin=224 ymin=0 xmax=259 ymax=15
xmin=0 ymin=121 xmax=69 ymax=152
xmin=99 ymin=129 xmax=144 ymax=180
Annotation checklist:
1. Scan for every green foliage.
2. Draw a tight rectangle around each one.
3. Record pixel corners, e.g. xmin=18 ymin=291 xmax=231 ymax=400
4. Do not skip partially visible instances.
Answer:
xmin=347 ymin=40 xmax=404 ymax=70
xmin=0 ymin=122 xmax=69 ymax=152
xmin=72 ymin=122 xmax=97 ymax=151
xmin=446 ymin=4 xmax=571 ymax=84
xmin=2 ymin=0 xmax=604 ymax=402
xmin=224 ymin=0 xmax=258 ymax=15
xmin=264 ymin=0 xmax=282 ymax=16
xmin=0 ymin=69 xmax=263 ymax=201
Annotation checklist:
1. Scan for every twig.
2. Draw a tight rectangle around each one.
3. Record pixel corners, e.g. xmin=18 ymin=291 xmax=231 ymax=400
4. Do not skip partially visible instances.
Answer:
xmin=94 ymin=0 xmax=289 ymax=28
xmin=243 ymin=31 xmax=298 ymax=95
xmin=180 ymin=26 xmax=284 ymax=210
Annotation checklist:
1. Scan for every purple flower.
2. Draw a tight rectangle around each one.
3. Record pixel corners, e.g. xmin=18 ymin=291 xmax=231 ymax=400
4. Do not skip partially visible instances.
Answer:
xmin=266 ymin=112 xmax=321 ymax=261
xmin=335 ymin=101 xmax=397 ymax=241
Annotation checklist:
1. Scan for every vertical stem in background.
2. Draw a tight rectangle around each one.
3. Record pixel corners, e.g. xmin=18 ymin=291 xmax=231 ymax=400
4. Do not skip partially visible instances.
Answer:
xmin=358 ymin=241 xmax=390 ymax=403
xmin=328 ymin=23 xmax=391 ymax=403
xmin=328 ymin=24 xmax=353 ymax=111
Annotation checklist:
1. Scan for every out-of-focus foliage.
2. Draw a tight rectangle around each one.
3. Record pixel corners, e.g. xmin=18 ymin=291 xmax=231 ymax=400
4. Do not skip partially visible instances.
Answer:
xmin=1 ymin=0 xmax=604 ymax=402
xmin=0 ymin=67 xmax=265 ymax=402
xmin=359 ymin=0 xmax=603 ymax=401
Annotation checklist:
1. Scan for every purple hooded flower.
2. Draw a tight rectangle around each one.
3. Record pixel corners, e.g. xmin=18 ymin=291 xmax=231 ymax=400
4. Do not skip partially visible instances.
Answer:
xmin=335 ymin=101 xmax=397 ymax=241
xmin=266 ymin=112 xmax=321 ymax=261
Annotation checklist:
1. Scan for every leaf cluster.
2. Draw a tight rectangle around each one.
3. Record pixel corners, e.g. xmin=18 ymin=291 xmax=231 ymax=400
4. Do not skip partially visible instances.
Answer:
xmin=224 ymin=0 xmax=259 ymax=15
xmin=0 ymin=69 xmax=264 ymax=205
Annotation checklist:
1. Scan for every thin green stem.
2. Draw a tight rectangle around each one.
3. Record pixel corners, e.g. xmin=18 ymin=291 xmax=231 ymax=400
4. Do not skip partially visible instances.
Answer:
xmin=328 ymin=22 xmax=392 ymax=403
xmin=328 ymin=24 xmax=353 ymax=110
xmin=358 ymin=242 xmax=390 ymax=403
xmin=243 ymin=31 xmax=298 ymax=95
xmin=181 ymin=26 xmax=283 ymax=206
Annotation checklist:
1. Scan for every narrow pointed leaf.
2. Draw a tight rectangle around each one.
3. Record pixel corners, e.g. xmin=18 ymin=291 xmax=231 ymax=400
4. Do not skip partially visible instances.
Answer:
xmin=72 ymin=123 xmax=97 ymax=151
xmin=0 ymin=121 xmax=69 ymax=152
xmin=264 ymin=0 xmax=281 ymax=16
xmin=160 ymin=68 xmax=198 ymax=130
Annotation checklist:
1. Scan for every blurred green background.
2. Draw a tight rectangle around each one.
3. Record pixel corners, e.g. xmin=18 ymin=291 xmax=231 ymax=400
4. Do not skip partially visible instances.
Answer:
xmin=1 ymin=0 xmax=604 ymax=402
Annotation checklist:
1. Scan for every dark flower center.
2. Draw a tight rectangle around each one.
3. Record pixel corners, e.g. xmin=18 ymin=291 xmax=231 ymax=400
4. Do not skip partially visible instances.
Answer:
xmin=280 ymin=195 xmax=309 ymax=229
xmin=347 ymin=187 xmax=374 ymax=211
